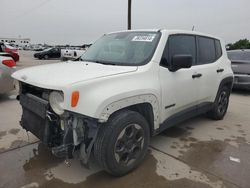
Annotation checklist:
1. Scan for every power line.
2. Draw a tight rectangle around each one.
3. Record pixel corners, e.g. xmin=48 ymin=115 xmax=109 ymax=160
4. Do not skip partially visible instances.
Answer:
xmin=15 ymin=0 xmax=53 ymax=20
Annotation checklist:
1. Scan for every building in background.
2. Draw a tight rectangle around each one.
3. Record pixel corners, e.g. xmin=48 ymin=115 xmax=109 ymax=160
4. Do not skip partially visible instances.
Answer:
xmin=0 ymin=37 xmax=31 ymax=47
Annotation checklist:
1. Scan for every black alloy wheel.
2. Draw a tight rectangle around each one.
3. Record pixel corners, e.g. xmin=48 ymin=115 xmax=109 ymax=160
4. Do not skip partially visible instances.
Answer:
xmin=94 ymin=110 xmax=150 ymax=176
xmin=207 ymin=86 xmax=230 ymax=120
xmin=114 ymin=123 xmax=145 ymax=166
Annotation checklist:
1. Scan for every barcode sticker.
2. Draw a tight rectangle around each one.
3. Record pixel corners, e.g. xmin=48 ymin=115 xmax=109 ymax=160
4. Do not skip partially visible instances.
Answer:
xmin=132 ymin=34 xmax=156 ymax=42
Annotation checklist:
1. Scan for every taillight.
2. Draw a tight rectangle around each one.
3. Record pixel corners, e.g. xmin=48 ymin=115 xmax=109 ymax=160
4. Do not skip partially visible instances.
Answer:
xmin=2 ymin=59 xmax=16 ymax=67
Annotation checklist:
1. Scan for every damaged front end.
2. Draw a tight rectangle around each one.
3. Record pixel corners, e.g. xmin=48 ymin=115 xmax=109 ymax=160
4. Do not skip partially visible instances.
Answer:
xmin=18 ymin=82 xmax=99 ymax=165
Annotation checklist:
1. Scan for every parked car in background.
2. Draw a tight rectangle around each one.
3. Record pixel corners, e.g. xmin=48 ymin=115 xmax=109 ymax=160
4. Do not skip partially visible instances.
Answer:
xmin=0 ymin=56 xmax=16 ymax=94
xmin=0 ymin=42 xmax=19 ymax=62
xmin=227 ymin=49 xmax=250 ymax=90
xmin=23 ymin=45 xmax=32 ymax=51
xmin=34 ymin=48 xmax=61 ymax=59
xmin=61 ymin=49 xmax=86 ymax=61
xmin=33 ymin=45 xmax=45 ymax=51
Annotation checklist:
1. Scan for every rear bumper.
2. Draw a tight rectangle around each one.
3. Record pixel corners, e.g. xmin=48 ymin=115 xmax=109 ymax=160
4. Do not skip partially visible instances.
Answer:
xmin=0 ymin=66 xmax=15 ymax=94
xmin=233 ymin=74 xmax=250 ymax=89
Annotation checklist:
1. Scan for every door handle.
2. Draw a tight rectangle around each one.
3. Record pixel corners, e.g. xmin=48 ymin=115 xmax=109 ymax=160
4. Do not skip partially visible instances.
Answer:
xmin=217 ymin=68 xmax=224 ymax=73
xmin=192 ymin=73 xmax=202 ymax=79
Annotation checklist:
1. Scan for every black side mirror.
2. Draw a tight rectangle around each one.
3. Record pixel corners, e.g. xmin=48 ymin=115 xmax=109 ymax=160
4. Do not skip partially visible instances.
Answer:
xmin=169 ymin=54 xmax=192 ymax=72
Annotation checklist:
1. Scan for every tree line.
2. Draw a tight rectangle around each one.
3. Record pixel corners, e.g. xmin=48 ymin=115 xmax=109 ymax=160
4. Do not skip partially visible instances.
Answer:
xmin=227 ymin=39 xmax=250 ymax=50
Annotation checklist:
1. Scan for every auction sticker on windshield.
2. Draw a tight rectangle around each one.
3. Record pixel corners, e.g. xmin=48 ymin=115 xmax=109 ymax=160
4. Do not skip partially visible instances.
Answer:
xmin=132 ymin=34 xmax=156 ymax=42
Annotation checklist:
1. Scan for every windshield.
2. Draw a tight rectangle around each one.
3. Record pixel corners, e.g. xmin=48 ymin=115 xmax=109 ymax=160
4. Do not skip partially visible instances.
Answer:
xmin=80 ymin=31 xmax=160 ymax=65
xmin=227 ymin=51 xmax=250 ymax=61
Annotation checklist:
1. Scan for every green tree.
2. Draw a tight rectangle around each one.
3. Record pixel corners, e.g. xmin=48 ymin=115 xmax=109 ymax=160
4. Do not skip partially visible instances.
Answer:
xmin=227 ymin=39 xmax=250 ymax=50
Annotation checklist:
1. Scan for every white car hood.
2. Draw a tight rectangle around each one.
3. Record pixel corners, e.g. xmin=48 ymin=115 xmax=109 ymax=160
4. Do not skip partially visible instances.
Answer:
xmin=12 ymin=61 xmax=138 ymax=90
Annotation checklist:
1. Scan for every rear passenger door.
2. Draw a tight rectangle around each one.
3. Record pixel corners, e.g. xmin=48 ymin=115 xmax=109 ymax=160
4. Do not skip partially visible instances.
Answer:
xmin=195 ymin=37 xmax=222 ymax=103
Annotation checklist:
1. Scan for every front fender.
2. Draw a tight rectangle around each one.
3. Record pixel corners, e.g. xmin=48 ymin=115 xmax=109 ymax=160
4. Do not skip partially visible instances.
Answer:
xmin=63 ymin=70 xmax=161 ymax=128
xmin=98 ymin=93 xmax=160 ymax=128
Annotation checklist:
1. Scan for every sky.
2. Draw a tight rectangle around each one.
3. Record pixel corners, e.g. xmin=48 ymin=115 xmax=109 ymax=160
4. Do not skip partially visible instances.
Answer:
xmin=0 ymin=0 xmax=249 ymax=45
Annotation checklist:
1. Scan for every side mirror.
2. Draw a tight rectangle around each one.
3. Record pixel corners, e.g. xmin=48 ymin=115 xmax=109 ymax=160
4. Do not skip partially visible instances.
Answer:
xmin=169 ymin=54 xmax=192 ymax=72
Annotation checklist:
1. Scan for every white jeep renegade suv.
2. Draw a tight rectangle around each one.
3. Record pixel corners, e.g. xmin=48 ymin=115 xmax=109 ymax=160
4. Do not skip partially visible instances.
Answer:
xmin=12 ymin=29 xmax=233 ymax=176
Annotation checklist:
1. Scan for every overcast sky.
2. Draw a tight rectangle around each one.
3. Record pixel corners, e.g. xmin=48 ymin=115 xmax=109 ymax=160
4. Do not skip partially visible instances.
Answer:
xmin=0 ymin=0 xmax=249 ymax=45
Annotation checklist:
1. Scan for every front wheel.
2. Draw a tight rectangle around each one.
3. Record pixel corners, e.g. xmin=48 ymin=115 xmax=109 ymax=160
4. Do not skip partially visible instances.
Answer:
xmin=207 ymin=86 xmax=230 ymax=120
xmin=44 ymin=55 xmax=49 ymax=60
xmin=94 ymin=110 xmax=150 ymax=176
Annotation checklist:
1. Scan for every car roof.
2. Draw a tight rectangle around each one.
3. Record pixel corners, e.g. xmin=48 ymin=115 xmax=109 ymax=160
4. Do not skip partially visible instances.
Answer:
xmin=107 ymin=29 xmax=221 ymax=40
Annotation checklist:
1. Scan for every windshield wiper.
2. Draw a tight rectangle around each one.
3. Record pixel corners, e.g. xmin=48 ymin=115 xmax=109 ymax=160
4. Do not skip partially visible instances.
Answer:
xmin=95 ymin=61 xmax=117 ymax=65
xmin=83 ymin=59 xmax=117 ymax=65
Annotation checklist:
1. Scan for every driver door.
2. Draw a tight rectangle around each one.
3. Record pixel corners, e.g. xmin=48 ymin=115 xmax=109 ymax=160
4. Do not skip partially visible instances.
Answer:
xmin=159 ymin=34 xmax=201 ymax=122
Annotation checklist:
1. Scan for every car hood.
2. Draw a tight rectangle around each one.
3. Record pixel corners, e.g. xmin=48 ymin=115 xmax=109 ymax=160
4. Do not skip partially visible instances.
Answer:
xmin=12 ymin=61 xmax=138 ymax=90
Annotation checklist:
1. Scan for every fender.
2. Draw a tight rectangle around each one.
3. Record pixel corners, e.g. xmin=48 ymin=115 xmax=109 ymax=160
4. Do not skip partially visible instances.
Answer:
xmin=99 ymin=94 xmax=160 ymax=129
xmin=219 ymin=76 xmax=234 ymax=89
xmin=216 ymin=76 xmax=234 ymax=97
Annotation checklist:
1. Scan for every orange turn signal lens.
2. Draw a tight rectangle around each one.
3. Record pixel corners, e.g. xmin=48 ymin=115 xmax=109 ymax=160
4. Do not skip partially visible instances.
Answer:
xmin=71 ymin=91 xmax=79 ymax=107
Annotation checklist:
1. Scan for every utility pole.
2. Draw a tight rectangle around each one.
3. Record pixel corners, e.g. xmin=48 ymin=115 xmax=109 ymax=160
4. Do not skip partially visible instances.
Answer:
xmin=128 ymin=0 xmax=132 ymax=30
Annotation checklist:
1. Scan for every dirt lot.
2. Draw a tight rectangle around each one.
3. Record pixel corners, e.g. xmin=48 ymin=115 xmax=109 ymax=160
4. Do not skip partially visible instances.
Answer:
xmin=0 ymin=51 xmax=250 ymax=188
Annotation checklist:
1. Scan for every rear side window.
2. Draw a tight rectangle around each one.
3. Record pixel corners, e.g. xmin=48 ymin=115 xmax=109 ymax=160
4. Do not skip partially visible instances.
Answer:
xmin=215 ymin=40 xmax=222 ymax=59
xmin=197 ymin=37 xmax=216 ymax=64
xmin=168 ymin=35 xmax=196 ymax=65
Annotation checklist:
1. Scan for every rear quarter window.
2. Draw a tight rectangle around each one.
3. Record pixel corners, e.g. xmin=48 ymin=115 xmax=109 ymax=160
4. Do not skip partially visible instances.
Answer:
xmin=215 ymin=40 xmax=222 ymax=59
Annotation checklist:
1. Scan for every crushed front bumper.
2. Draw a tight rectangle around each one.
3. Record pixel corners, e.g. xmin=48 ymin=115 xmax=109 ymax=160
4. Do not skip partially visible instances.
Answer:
xmin=19 ymin=93 xmax=68 ymax=153
xmin=19 ymin=92 xmax=99 ymax=164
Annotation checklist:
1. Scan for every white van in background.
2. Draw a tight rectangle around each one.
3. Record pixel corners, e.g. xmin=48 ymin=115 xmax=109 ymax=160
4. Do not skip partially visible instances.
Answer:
xmin=61 ymin=49 xmax=86 ymax=61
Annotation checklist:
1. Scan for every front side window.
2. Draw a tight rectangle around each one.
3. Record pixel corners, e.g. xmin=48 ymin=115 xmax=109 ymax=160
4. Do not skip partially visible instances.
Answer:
xmin=161 ymin=35 xmax=196 ymax=67
xmin=80 ymin=32 xmax=161 ymax=66
xmin=197 ymin=37 xmax=216 ymax=64
xmin=43 ymin=48 xmax=52 ymax=52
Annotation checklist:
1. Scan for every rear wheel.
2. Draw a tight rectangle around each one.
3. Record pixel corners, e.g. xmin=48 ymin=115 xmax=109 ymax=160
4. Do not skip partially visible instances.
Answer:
xmin=207 ymin=86 xmax=230 ymax=120
xmin=94 ymin=110 xmax=150 ymax=176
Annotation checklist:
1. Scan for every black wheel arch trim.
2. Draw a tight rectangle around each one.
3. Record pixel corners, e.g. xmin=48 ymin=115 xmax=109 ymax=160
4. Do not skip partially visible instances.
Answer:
xmin=219 ymin=76 xmax=234 ymax=90
xmin=215 ymin=76 xmax=234 ymax=101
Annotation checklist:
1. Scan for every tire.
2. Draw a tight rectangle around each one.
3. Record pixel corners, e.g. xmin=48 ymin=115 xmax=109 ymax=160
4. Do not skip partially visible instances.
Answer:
xmin=44 ymin=55 xmax=49 ymax=60
xmin=62 ymin=57 xmax=67 ymax=61
xmin=94 ymin=110 xmax=150 ymax=176
xmin=207 ymin=86 xmax=230 ymax=120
